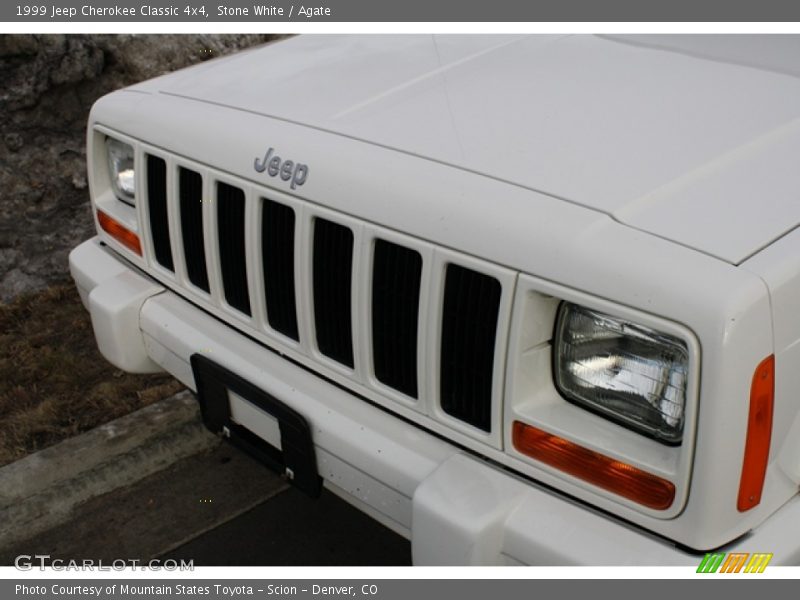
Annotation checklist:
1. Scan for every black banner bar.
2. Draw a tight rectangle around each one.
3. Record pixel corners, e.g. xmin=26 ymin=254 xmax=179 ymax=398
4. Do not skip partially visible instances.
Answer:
xmin=4 ymin=0 xmax=800 ymax=22
xmin=3 ymin=579 xmax=798 ymax=600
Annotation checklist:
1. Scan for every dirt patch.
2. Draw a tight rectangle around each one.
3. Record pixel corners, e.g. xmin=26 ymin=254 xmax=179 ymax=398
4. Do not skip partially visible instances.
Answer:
xmin=0 ymin=282 xmax=183 ymax=466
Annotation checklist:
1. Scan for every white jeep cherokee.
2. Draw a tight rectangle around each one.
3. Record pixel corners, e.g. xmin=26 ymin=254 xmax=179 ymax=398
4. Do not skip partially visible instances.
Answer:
xmin=69 ymin=34 xmax=800 ymax=565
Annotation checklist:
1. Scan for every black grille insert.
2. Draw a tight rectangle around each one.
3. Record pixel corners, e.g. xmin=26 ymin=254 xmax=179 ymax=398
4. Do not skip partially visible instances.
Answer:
xmin=372 ymin=240 xmax=422 ymax=398
xmin=262 ymin=199 xmax=299 ymax=341
xmin=440 ymin=264 xmax=501 ymax=432
xmin=217 ymin=182 xmax=250 ymax=316
xmin=146 ymin=155 xmax=172 ymax=271
xmin=179 ymin=167 xmax=209 ymax=292
xmin=312 ymin=218 xmax=354 ymax=368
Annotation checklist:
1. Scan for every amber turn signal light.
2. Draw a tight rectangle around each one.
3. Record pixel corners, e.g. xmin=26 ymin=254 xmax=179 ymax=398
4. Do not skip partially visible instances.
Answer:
xmin=512 ymin=421 xmax=676 ymax=510
xmin=97 ymin=209 xmax=142 ymax=256
xmin=737 ymin=355 xmax=775 ymax=512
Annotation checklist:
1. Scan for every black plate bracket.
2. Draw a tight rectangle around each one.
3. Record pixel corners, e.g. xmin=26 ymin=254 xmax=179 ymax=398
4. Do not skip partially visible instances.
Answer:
xmin=190 ymin=353 xmax=322 ymax=498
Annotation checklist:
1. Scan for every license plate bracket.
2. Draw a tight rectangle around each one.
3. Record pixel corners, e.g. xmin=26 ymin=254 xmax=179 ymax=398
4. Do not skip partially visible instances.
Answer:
xmin=190 ymin=353 xmax=322 ymax=497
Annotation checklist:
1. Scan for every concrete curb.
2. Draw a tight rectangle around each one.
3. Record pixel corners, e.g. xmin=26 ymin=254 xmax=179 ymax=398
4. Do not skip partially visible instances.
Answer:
xmin=0 ymin=390 xmax=218 ymax=552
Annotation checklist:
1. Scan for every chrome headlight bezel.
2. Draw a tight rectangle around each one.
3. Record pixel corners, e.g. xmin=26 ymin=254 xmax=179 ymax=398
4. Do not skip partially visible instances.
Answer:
xmin=553 ymin=302 xmax=690 ymax=445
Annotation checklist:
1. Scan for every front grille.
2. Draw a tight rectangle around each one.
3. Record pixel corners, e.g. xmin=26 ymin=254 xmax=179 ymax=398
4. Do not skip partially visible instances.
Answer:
xmin=312 ymin=218 xmax=355 ymax=368
xmin=372 ymin=239 xmax=422 ymax=399
xmin=440 ymin=264 xmax=502 ymax=432
xmin=261 ymin=199 xmax=299 ymax=341
xmin=139 ymin=155 xmax=510 ymax=442
xmin=217 ymin=182 xmax=251 ymax=316
xmin=146 ymin=155 xmax=173 ymax=271
xmin=179 ymin=167 xmax=209 ymax=293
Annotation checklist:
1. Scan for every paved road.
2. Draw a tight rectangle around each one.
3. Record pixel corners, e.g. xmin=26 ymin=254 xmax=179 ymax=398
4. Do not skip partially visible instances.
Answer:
xmin=1 ymin=443 xmax=411 ymax=567
xmin=164 ymin=487 xmax=411 ymax=566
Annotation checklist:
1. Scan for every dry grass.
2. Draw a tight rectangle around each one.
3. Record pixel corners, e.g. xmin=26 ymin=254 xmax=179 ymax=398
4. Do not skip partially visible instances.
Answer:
xmin=0 ymin=283 xmax=184 ymax=467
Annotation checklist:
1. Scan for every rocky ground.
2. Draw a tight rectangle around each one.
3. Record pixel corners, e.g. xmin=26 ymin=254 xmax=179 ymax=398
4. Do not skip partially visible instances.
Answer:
xmin=0 ymin=34 xmax=282 ymax=301
xmin=0 ymin=283 xmax=184 ymax=466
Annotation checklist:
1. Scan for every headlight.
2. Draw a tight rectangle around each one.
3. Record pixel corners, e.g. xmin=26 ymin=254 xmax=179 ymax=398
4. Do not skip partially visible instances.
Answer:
xmin=106 ymin=137 xmax=135 ymax=205
xmin=554 ymin=302 xmax=689 ymax=444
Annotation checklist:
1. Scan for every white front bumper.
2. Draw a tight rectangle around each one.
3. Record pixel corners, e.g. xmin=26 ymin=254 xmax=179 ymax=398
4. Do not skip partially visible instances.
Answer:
xmin=69 ymin=237 xmax=800 ymax=566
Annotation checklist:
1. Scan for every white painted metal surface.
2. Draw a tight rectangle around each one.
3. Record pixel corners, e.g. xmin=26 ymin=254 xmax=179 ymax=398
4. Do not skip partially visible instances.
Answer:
xmin=69 ymin=242 xmax=163 ymax=373
xmin=70 ymin=239 xmax=800 ymax=564
xmin=131 ymin=34 xmax=800 ymax=264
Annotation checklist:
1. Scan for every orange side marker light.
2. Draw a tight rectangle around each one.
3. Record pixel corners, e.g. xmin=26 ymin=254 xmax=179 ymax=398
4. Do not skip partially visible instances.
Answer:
xmin=737 ymin=355 xmax=775 ymax=512
xmin=97 ymin=209 xmax=142 ymax=256
xmin=512 ymin=421 xmax=675 ymax=510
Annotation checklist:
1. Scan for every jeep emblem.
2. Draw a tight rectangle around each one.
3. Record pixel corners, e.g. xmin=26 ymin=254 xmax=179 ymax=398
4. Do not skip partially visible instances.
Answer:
xmin=254 ymin=147 xmax=309 ymax=190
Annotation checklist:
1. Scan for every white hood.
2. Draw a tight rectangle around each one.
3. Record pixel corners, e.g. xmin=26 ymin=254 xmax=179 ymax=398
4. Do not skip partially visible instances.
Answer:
xmin=133 ymin=34 xmax=800 ymax=264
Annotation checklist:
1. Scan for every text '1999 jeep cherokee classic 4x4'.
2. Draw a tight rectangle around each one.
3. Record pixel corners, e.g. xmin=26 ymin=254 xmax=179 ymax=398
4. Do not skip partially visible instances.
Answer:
xmin=69 ymin=34 xmax=800 ymax=565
